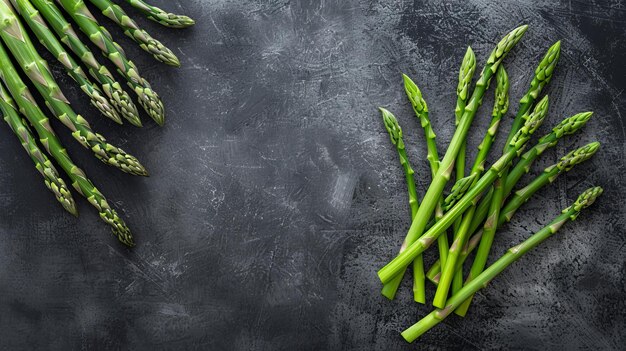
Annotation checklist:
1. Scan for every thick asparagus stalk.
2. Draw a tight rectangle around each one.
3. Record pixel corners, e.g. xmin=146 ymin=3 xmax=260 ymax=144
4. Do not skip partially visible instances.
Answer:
xmin=10 ymin=0 xmax=121 ymax=124
xmin=401 ymin=186 xmax=603 ymax=343
xmin=0 ymin=45 xmax=134 ymax=245
xmin=29 ymin=0 xmax=141 ymax=126
xmin=426 ymin=112 xmax=594 ymax=284
xmin=57 ymin=0 xmax=165 ymax=125
xmin=380 ymin=108 xmax=419 ymax=218
xmin=124 ymin=0 xmax=194 ymax=28
xmin=381 ymin=25 xmax=527 ymax=297
xmin=0 ymin=82 xmax=77 ymax=215
xmin=85 ymin=0 xmax=179 ymax=66
xmin=0 ymin=2 xmax=147 ymax=176
xmin=400 ymin=74 xmax=440 ymax=302
xmin=377 ymin=94 xmax=545 ymax=285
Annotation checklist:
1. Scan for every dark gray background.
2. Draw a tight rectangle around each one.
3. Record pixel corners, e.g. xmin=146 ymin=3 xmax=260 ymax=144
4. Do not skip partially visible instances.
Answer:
xmin=0 ymin=0 xmax=624 ymax=350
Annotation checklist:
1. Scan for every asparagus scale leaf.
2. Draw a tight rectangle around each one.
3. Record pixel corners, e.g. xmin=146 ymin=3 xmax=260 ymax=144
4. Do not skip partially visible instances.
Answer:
xmin=29 ymin=0 xmax=142 ymax=126
xmin=401 ymin=187 xmax=603 ymax=343
xmin=125 ymin=0 xmax=195 ymax=28
xmin=0 ymin=1 xmax=147 ymax=176
xmin=0 ymin=82 xmax=76 ymax=215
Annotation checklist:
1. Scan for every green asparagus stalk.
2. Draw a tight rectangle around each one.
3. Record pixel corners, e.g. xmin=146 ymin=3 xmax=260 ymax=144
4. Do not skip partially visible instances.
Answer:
xmin=380 ymin=107 xmax=425 ymax=300
xmin=10 ymin=0 xmax=121 ymax=124
xmin=0 ymin=82 xmax=77 ymax=215
xmin=0 ymin=2 xmax=147 ymax=176
xmin=29 ymin=0 xmax=141 ymax=126
xmin=85 ymin=0 xmax=180 ymax=66
xmin=400 ymin=74 xmax=436 ymax=303
xmin=57 ymin=0 xmax=165 ymax=125
xmin=426 ymin=113 xmax=594 ymax=284
xmin=401 ymin=186 xmax=603 ymax=343
xmin=452 ymin=47 xmax=476 ymax=231
xmin=380 ymin=108 xmax=419 ymax=218
xmin=0 ymin=44 xmax=134 ymax=246
xmin=124 ymin=0 xmax=194 ymax=28
xmin=381 ymin=25 xmax=527 ymax=298
xmin=377 ymin=92 xmax=544 ymax=285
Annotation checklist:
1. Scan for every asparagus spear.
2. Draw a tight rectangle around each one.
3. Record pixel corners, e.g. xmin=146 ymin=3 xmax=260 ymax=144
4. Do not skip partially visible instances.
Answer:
xmin=85 ymin=0 xmax=180 ymax=66
xmin=401 ymin=74 xmax=439 ymax=302
xmin=57 ymin=0 xmax=165 ymax=125
xmin=401 ymin=186 xmax=603 ymax=343
xmin=0 ymin=45 xmax=134 ymax=246
xmin=0 ymin=2 xmax=147 ymax=176
xmin=426 ymin=112 xmax=594 ymax=283
xmin=380 ymin=108 xmax=419 ymax=218
xmin=379 ymin=107 xmax=425 ymax=300
xmin=124 ymin=0 xmax=195 ymax=28
xmin=452 ymin=46 xmax=476 ymax=232
xmin=382 ymin=25 xmax=527 ymax=297
xmin=377 ymin=92 xmax=545 ymax=285
xmin=29 ymin=0 xmax=141 ymax=126
xmin=0 ymin=82 xmax=77 ymax=215
xmin=10 ymin=0 xmax=121 ymax=124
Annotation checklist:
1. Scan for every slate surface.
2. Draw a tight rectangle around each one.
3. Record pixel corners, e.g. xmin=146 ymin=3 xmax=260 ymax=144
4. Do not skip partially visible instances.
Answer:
xmin=0 ymin=0 xmax=624 ymax=350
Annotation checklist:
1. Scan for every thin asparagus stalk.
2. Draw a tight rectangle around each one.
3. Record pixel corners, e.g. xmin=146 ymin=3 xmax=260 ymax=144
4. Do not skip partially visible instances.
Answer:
xmin=0 ymin=46 xmax=134 ymax=246
xmin=0 ymin=82 xmax=77 ymax=215
xmin=380 ymin=107 xmax=425 ymax=301
xmin=381 ymin=25 xmax=528 ymax=297
xmin=380 ymin=108 xmax=419 ymax=218
xmin=400 ymin=74 xmax=437 ymax=303
xmin=452 ymin=47 xmax=476 ymax=234
xmin=377 ymin=93 xmax=545 ymax=285
xmin=57 ymin=0 xmax=165 ymax=125
xmin=85 ymin=0 xmax=180 ymax=66
xmin=29 ymin=0 xmax=141 ymax=126
xmin=401 ymin=186 xmax=603 ymax=343
xmin=0 ymin=2 xmax=147 ymax=176
xmin=11 ymin=0 xmax=121 ymax=124
xmin=426 ymin=112 xmax=594 ymax=284
xmin=124 ymin=0 xmax=195 ymax=28
xmin=450 ymin=47 xmax=477 ymax=293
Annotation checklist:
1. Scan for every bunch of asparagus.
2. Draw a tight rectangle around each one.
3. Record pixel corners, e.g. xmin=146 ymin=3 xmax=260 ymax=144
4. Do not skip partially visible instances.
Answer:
xmin=378 ymin=25 xmax=603 ymax=342
xmin=0 ymin=0 xmax=194 ymax=246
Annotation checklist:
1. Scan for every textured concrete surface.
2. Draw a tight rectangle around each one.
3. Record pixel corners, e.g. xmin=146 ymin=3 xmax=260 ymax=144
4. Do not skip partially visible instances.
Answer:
xmin=0 ymin=0 xmax=624 ymax=350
